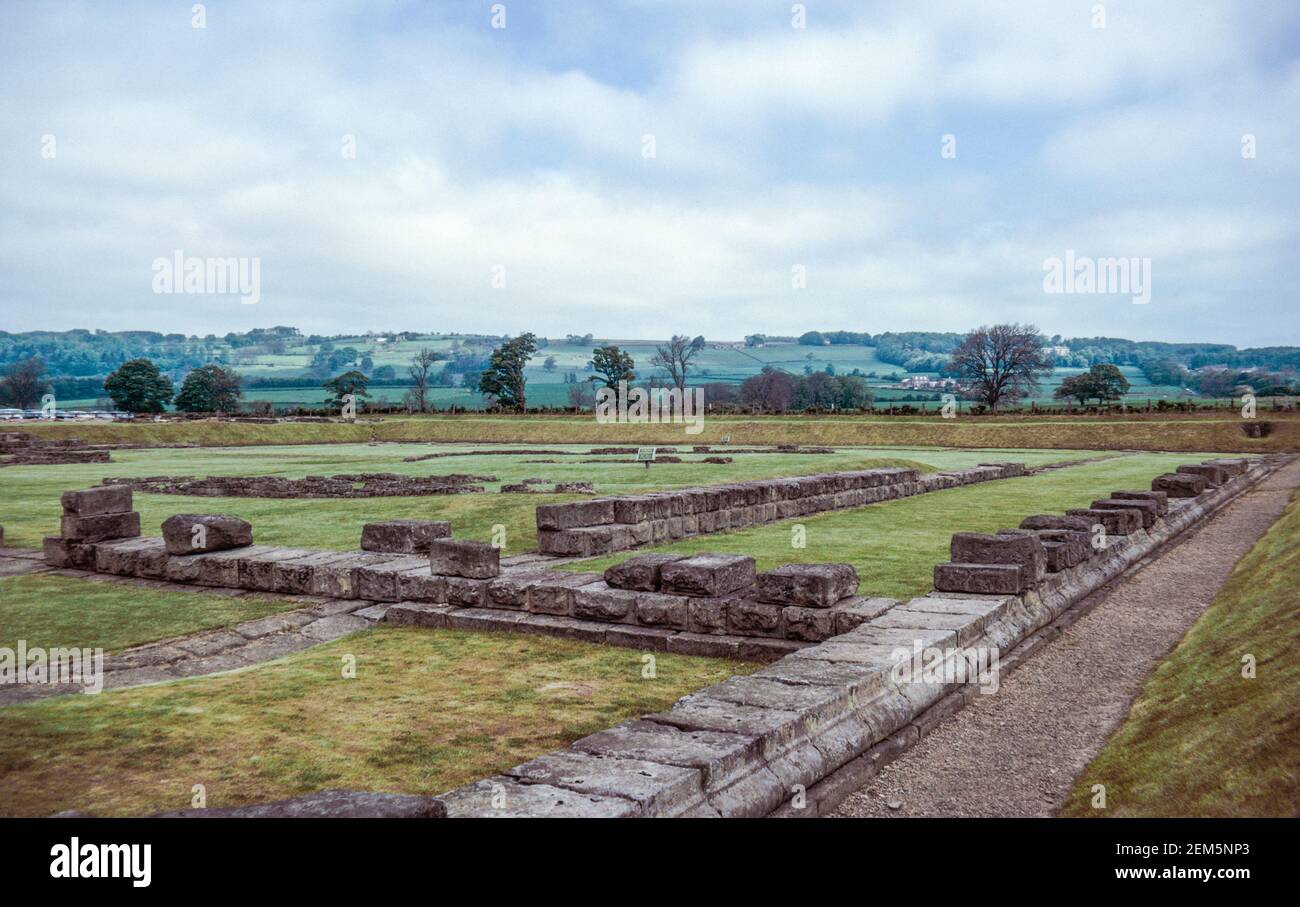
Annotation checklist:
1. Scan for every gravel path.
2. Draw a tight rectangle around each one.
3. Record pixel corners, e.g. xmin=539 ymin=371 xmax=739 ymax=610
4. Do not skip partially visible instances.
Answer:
xmin=831 ymin=458 xmax=1300 ymax=818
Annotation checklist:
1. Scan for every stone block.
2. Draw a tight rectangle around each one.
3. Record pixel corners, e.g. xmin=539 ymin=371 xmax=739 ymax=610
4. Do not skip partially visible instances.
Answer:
xmin=309 ymin=552 xmax=396 ymax=598
xmin=687 ymin=597 xmax=730 ymax=635
xmin=60 ymin=485 xmax=133 ymax=516
xmin=1176 ymin=463 xmax=1229 ymax=486
xmin=725 ymin=599 xmax=785 ymax=638
xmin=527 ymin=572 xmax=602 ymax=615
xmin=951 ymin=530 xmax=1046 ymax=581
xmin=161 ymin=514 xmax=252 ymax=555
xmin=934 ymin=562 xmax=1026 ymax=594
xmin=360 ymin=519 xmax=451 ymax=554
xmin=505 ymin=749 xmax=703 ymax=817
xmin=446 ymin=576 xmax=490 ymax=607
xmin=634 ymin=592 xmax=689 ymax=629
xmin=1111 ymin=490 xmax=1168 ymax=515
xmin=429 ymin=539 xmax=499 ymax=578
xmin=572 ymin=582 xmax=640 ymax=623
xmin=271 ymin=551 xmax=351 ymax=595
xmin=236 ymin=547 xmax=317 ymax=591
xmin=535 ymin=499 xmax=615 ymax=530
xmin=829 ymin=596 xmax=898 ymax=634
xmin=357 ymin=556 xmax=429 ymax=601
xmin=438 ymin=777 xmax=637 ymax=818
xmin=603 ymin=553 xmax=684 ymax=591
xmin=1066 ymin=507 xmax=1142 ymax=536
xmin=660 ymin=553 xmax=756 ymax=597
xmin=1203 ymin=458 xmax=1249 ymax=477
xmin=1091 ymin=498 xmax=1157 ymax=528
xmin=396 ymin=567 xmax=449 ymax=603
xmin=486 ymin=571 xmax=550 ymax=609
xmin=782 ymin=606 xmax=838 ymax=642
xmin=384 ymin=602 xmax=458 ymax=628
xmin=59 ymin=510 xmax=141 ymax=543
xmin=43 ymin=536 xmax=95 ymax=569
xmin=1152 ymin=472 xmax=1206 ymax=497
xmin=1019 ymin=514 xmax=1093 ymax=533
xmin=755 ymin=563 xmax=859 ymax=607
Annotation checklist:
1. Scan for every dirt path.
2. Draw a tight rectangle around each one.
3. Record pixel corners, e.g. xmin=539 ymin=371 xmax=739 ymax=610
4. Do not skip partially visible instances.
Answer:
xmin=831 ymin=458 xmax=1300 ymax=818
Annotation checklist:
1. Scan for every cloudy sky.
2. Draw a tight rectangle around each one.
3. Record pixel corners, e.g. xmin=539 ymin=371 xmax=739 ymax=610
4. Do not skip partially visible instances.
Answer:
xmin=2 ymin=0 xmax=1297 ymax=345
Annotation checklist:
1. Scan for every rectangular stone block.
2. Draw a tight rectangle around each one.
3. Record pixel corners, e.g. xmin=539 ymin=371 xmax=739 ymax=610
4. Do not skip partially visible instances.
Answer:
xmin=447 ymin=576 xmax=490 ymax=606
xmin=357 ymin=556 xmax=429 ymax=601
xmin=726 ymin=599 xmax=785 ymax=638
xmin=61 ymin=485 xmax=133 ymax=516
xmin=634 ymin=592 xmax=689 ymax=629
xmin=384 ymin=601 xmax=458 ymax=628
xmin=59 ymin=510 xmax=141 ymax=543
xmin=1091 ymin=498 xmax=1157 ymax=529
xmin=197 ymin=547 xmax=266 ymax=587
xmin=612 ymin=496 xmax=657 ymax=524
xmin=1019 ymin=514 xmax=1094 ymax=533
xmin=527 ymin=572 xmax=603 ymax=615
xmin=1152 ymin=472 xmax=1206 ymax=497
xmin=782 ymin=606 xmax=837 ymax=642
xmin=934 ymin=562 xmax=1026 ymax=594
xmin=397 ymin=567 xmax=449 ymax=603
xmin=572 ymin=582 xmax=640 ymax=623
xmin=360 ymin=519 xmax=451 ymax=554
xmin=755 ymin=563 xmax=859 ymax=607
xmin=486 ymin=571 xmax=550 ymax=609
xmin=1203 ymin=458 xmax=1249 ymax=477
xmin=535 ymin=499 xmax=615 ymax=530
xmin=951 ymin=530 xmax=1046 ymax=581
xmin=604 ymin=554 xmax=684 ymax=592
xmin=660 ymin=553 xmax=756 ymax=598
xmin=429 ymin=539 xmax=500 ymax=578
xmin=829 ymin=596 xmax=898 ymax=634
xmin=1066 ymin=507 xmax=1142 ymax=536
xmin=309 ymin=552 xmax=396 ymax=598
xmin=1111 ymin=489 xmax=1168 ymax=515
xmin=271 ymin=551 xmax=352 ymax=594
xmin=1176 ymin=463 xmax=1228 ymax=486
xmin=687 ymin=597 xmax=729 ymax=635
xmin=162 ymin=514 xmax=253 ymax=555
xmin=237 ymin=547 xmax=317 ymax=591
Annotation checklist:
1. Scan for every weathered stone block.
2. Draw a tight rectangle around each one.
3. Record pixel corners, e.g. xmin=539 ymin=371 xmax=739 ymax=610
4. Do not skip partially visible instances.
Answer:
xmin=1019 ymin=514 xmax=1093 ymax=533
xmin=726 ymin=599 xmax=785 ymax=638
xmin=357 ymin=556 xmax=429 ymax=601
xmin=237 ymin=547 xmax=316 ymax=591
xmin=360 ymin=519 xmax=451 ymax=554
xmin=1176 ymin=463 xmax=1228 ymax=486
xmin=43 ymin=536 xmax=95 ymax=569
xmin=755 ymin=563 xmax=859 ymax=607
xmin=486 ymin=571 xmax=550 ymax=609
xmin=1066 ymin=507 xmax=1142 ymax=535
xmin=687 ymin=597 xmax=730 ymax=635
xmin=61 ymin=485 xmax=133 ymax=516
xmin=384 ymin=601 xmax=458 ymax=628
xmin=572 ymin=582 xmax=640 ymax=623
xmin=1111 ymin=489 xmax=1168 ymax=515
xmin=161 ymin=513 xmax=252 ymax=555
xmin=603 ymin=553 xmax=684 ymax=591
xmin=447 ymin=576 xmax=490 ymax=606
xmin=396 ymin=567 xmax=449 ymax=603
xmin=535 ymin=499 xmax=615 ymax=530
xmin=309 ymin=552 xmax=395 ymax=598
xmin=60 ymin=510 xmax=141 ymax=543
xmin=829 ymin=596 xmax=898 ymax=634
xmin=527 ymin=572 xmax=602 ymax=615
xmin=660 ymin=553 xmax=756 ymax=597
xmin=1091 ymin=498 xmax=1157 ymax=528
xmin=1152 ymin=472 xmax=1206 ymax=497
xmin=782 ymin=606 xmax=838 ymax=642
xmin=429 ymin=539 xmax=500 ymax=578
xmin=951 ymin=529 xmax=1046 ymax=581
xmin=1203 ymin=458 xmax=1249 ymax=477
xmin=271 ymin=551 xmax=351 ymax=594
xmin=934 ymin=562 xmax=1026 ymax=594
xmin=634 ymin=592 xmax=689 ymax=629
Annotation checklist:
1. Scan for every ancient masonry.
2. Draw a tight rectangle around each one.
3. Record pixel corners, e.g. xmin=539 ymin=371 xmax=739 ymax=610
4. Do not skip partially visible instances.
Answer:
xmin=31 ymin=455 xmax=1278 ymax=816
xmin=1 ymin=431 xmax=112 ymax=466
xmin=534 ymin=463 xmax=1028 ymax=557
xmin=102 ymin=472 xmax=491 ymax=497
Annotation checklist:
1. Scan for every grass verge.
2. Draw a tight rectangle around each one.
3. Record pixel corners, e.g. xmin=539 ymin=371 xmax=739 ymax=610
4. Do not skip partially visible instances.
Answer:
xmin=0 ymin=626 xmax=755 ymax=817
xmin=1059 ymin=489 xmax=1300 ymax=817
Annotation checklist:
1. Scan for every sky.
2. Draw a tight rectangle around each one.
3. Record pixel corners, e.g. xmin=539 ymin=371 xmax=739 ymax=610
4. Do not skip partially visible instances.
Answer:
xmin=1 ymin=0 xmax=1297 ymax=346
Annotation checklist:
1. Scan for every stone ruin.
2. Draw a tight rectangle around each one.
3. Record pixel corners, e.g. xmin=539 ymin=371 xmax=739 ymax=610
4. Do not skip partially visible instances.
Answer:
xmin=101 ymin=472 xmax=491 ymax=498
xmin=500 ymin=480 xmax=596 ymax=494
xmin=0 ymin=432 xmax=112 ymax=466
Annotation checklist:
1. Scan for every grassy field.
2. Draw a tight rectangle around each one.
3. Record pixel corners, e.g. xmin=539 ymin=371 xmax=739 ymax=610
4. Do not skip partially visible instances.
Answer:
xmin=22 ymin=411 xmax=1296 ymax=452
xmin=569 ymin=453 xmax=1207 ymax=599
xmin=0 ymin=574 xmax=308 ymax=654
xmin=1060 ymin=489 xmax=1300 ymax=818
xmin=0 ymin=626 xmax=755 ymax=817
xmin=0 ymin=442 xmax=1093 ymax=552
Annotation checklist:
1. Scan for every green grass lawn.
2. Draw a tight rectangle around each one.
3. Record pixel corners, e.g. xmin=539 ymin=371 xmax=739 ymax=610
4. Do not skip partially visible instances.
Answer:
xmin=0 ymin=441 xmax=1092 ymax=552
xmin=569 ymin=453 xmax=1206 ymax=599
xmin=1060 ymin=489 xmax=1300 ymax=818
xmin=0 ymin=573 xmax=305 ymax=653
xmin=0 ymin=626 xmax=756 ymax=817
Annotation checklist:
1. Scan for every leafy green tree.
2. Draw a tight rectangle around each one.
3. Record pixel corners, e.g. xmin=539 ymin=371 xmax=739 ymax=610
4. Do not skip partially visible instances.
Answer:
xmin=103 ymin=358 xmax=174 ymax=413
xmin=1054 ymin=364 xmax=1131 ymax=405
xmin=588 ymin=344 xmax=636 ymax=389
xmin=478 ymin=333 xmax=537 ymax=409
xmin=0 ymin=356 xmax=50 ymax=409
xmin=173 ymin=364 xmax=243 ymax=412
xmin=323 ymin=370 xmax=370 ymax=407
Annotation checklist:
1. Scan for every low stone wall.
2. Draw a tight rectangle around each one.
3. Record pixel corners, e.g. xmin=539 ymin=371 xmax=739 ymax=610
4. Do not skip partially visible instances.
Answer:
xmin=430 ymin=455 xmax=1280 ymax=816
xmin=535 ymin=463 xmax=1028 ymax=557
xmin=0 ymin=431 xmax=112 ymax=466
xmin=102 ymin=472 xmax=491 ymax=497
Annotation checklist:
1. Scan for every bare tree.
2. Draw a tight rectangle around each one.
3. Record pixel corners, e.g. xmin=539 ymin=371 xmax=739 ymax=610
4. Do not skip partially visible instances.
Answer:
xmin=650 ymin=335 xmax=703 ymax=393
xmin=946 ymin=324 xmax=1052 ymax=413
xmin=0 ymin=356 xmax=50 ymax=409
xmin=407 ymin=347 xmax=441 ymax=412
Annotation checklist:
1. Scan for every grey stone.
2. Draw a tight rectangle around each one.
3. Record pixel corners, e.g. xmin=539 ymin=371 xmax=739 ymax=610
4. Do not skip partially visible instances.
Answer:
xmin=571 ymin=582 xmax=640 ymax=623
xmin=383 ymin=601 xmax=458 ymax=628
xmin=535 ymin=499 xmax=616 ymax=530
xmin=396 ymin=567 xmax=449 ymax=603
xmin=505 ymin=749 xmax=702 ymax=817
xmin=782 ymin=606 xmax=838 ymax=642
xmin=153 ymin=790 xmax=446 ymax=818
xmin=356 ymin=556 xmax=429 ymax=601
xmin=1111 ymin=489 xmax=1169 ymax=515
xmin=300 ymin=613 xmax=370 ymax=641
xmin=1066 ymin=507 xmax=1142 ymax=535
xmin=161 ymin=514 xmax=252 ymax=555
xmin=438 ymin=778 xmax=637 ymax=818
xmin=1176 ymin=463 xmax=1228 ymax=486
xmin=429 ymin=539 xmax=500 ymax=578
xmin=829 ymin=596 xmax=897 ymax=634
xmin=61 ymin=485 xmax=133 ymax=516
xmin=726 ymin=599 xmax=785 ymax=638
xmin=603 ymin=554 xmax=685 ymax=591
xmin=1019 ymin=514 xmax=1094 ymax=533
xmin=360 ymin=519 xmax=452 ymax=554
xmin=527 ymin=572 xmax=602 ymax=615
xmin=1092 ymin=498 xmax=1158 ymax=528
xmin=660 ymin=553 xmax=756 ymax=597
xmin=572 ymin=719 xmax=756 ymax=789
xmin=1152 ymin=472 xmax=1207 ymax=497
xmin=60 ymin=510 xmax=141 ymax=543
xmin=755 ymin=563 xmax=859 ymax=607
xmin=934 ymin=562 xmax=1027 ymax=594
xmin=634 ymin=592 xmax=689 ymax=629
xmin=951 ymin=530 xmax=1046 ymax=580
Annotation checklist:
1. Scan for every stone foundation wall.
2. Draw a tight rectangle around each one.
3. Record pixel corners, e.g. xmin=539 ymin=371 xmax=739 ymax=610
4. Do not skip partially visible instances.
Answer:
xmin=431 ymin=455 xmax=1280 ymax=816
xmin=535 ymin=463 xmax=1028 ymax=557
xmin=102 ymin=472 xmax=491 ymax=497
xmin=0 ymin=431 xmax=112 ymax=466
